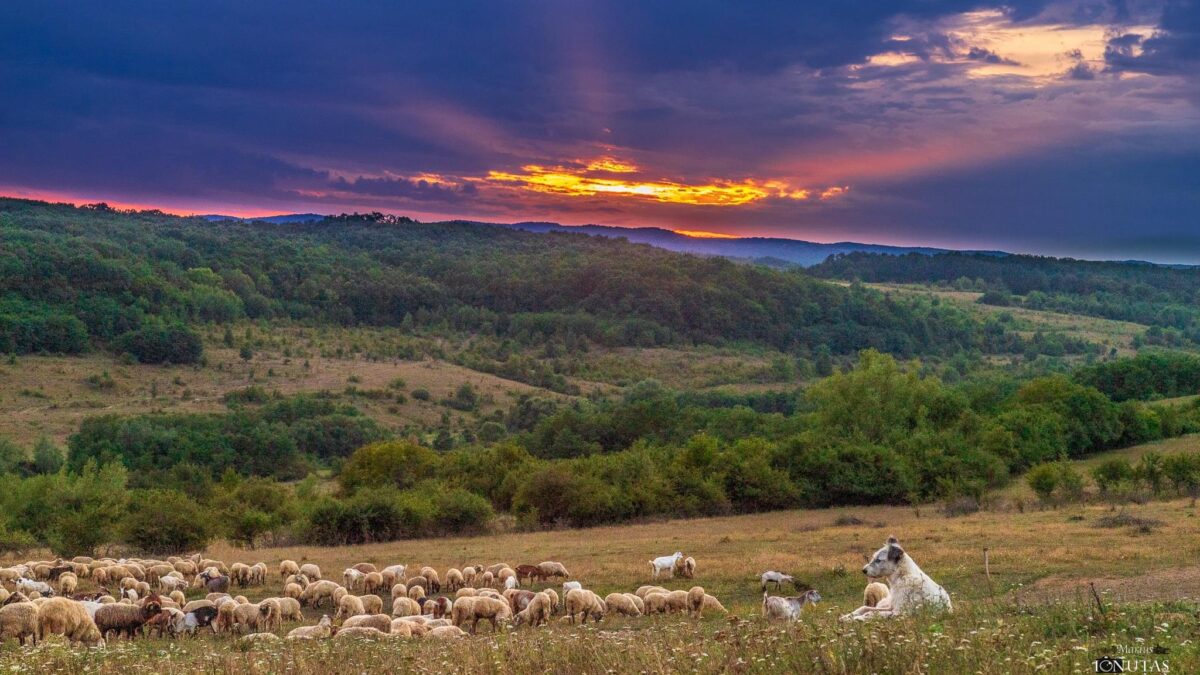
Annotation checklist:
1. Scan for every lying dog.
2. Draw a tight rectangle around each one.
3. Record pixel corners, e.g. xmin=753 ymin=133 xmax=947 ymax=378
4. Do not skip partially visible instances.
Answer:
xmin=840 ymin=536 xmax=951 ymax=621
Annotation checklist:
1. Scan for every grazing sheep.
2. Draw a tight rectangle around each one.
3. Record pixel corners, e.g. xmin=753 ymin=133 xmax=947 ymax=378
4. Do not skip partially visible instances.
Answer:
xmin=680 ymin=557 xmax=697 ymax=579
xmin=542 ymin=588 xmax=559 ymax=615
xmin=258 ymin=598 xmax=283 ymax=633
xmin=341 ymin=613 xmax=392 ymax=632
xmin=513 ymin=591 xmax=554 ymax=627
xmin=343 ymin=568 xmax=365 ymax=592
xmin=445 ymin=568 xmax=464 ymax=591
xmin=389 ymin=618 xmax=414 ymax=637
xmin=649 ymin=552 xmax=684 ymax=579
xmin=391 ymin=583 xmax=407 ymax=599
xmin=284 ymin=583 xmax=303 ymax=600
xmin=643 ymin=592 xmax=671 ymax=615
xmin=286 ymin=615 xmax=332 ymax=640
xmin=420 ymin=567 xmax=441 ymax=593
xmin=635 ymin=585 xmax=668 ymax=599
xmin=352 ymin=563 xmax=377 ymax=575
xmin=454 ymin=587 xmax=477 ymax=599
xmin=562 ymin=581 xmax=582 ymax=595
xmin=36 ymin=597 xmax=104 ymax=647
xmin=428 ymin=625 xmax=467 ymax=639
xmin=215 ymin=600 xmax=238 ymax=634
xmin=477 ymin=588 xmax=503 ymax=600
xmin=536 ymin=561 xmax=570 ymax=581
xmin=381 ymin=565 xmax=406 ymax=584
xmin=183 ymin=599 xmax=215 ymax=613
xmin=408 ymin=585 xmax=426 ymax=602
xmin=496 ymin=567 xmax=516 ymax=587
xmin=0 ymin=601 xmax=39 ymax=646
xmin=169 ymin=590 xmax=186 ymax=607
xmin=480 ymin=571 xmax=494 ymax=588
xmin=299 ymin=564 xmax=321 ymax=581
xmin=504 ymin=589 xmax=535 ymax=613
xmin=231 ymin=563 xmax=251 ymax=588
xmin=332 ymin=587 xmax=348 ymax=606
xmin=206 ymin=593 xmax=232 ymax=605
xmin=460 ymin=566 xmax=477 ymax=586
xmin=95 ymin=599 xmax=163 ymax=639
xmin=763 ymin=590 xmax=821 ymax=621
xmin=484 ymin=563 xmax=508 ymax=577
xmin=173 ymin=561 xmax=197 ymax=579
xmin=277 ymin=597 xmax=303 ymax=622
xmin=603 ymin=592 xmax=642 ymax=617
xmin=360 ymin=594 xmax=384 ymax=615
xmin=863 ymin=582 xmax=890 ymax=608
xmin=250 ymin=563 xmax=268 ymax=586
xmin=701 ymin=594 xmax=726 ymax=614
xmin=406 ymin=575 xmax=428 ymax=592
xmin=564 ymin=589 xmax=606 ymax=624
xmin=300 ymin=580 xmax=341 ymax=609
xmin=686 ymin=586 xmax=706 ymax=618
xmin=363 ymin=572 xmax=384 ymax=595
xmin=230 ymin=602 xmax=264 ymax=634
xmin=57 ymin=572 xmax=78 ymax=596
xmin=279 ymin=560 xmax=300 ymax=580
xmin=335 ymin=595 xmax=366 ymax=622
xmin=285 ymin=574 xmax=310 ymax=589
xmin=451 ymin=596 xmax=512 ymax=634
xmin=392 ymin=595 xmax=424 ymax=618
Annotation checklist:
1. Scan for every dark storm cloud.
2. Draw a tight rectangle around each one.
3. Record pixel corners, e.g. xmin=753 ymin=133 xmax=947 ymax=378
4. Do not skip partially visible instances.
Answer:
xmin=0 ymin=0 xmax=1197 ymax=259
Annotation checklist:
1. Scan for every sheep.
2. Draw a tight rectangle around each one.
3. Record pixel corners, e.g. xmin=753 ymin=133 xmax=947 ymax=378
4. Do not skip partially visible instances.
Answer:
xmin=445 ymin=568 xmax=464 ymax=591
xmin=408 ymin=585 xmax=426 ymax=602
xmin=334 ymin=626 xmax=392 ymax=641
xmin=762 ymin=589 xmax=821 ymax=621
xmin=562 ymin=581 xmax=582 ymax=595
xmin=496 ymin=567 xmax=516 ymax=588
xmin=428 ymin=596 xmax=453 ymax=620
xmin=183 ymin=599 xmax=215 ymax=613
xmin=863 ymin=582 xmax=890 ymax=608
xmin=169 ymin=590 xmax=186 ymax=607
xmin=173 ymin=560 xmax=197 ymax=579
xmin=286 ymin=615 xmax=333 ymax=640
xmin=158 ymin=575 xmax=188 ymax=594
xmin=701 ymin=594 xmax=726 ymax=614
xmin=504 ymin=589 xmax=535 ymax=613
xmin=564 ymin=589 xmax=606 ymax=624
xmin=258 ymin=598 xmax=284 ymax=633
xmin=391 ymin=583 xmax=408 ymax=600
xmin=678 ymin=557 xmax=696 ymax=579
xmin=240 ymin=632 xmax=282 ymax=645
xmin=206 ymin=593 xmax=232 ymax=604
xmin=332 ymin=587 xmax=348 ymax=606
xmin=284 ymin=573 xmax=310 ymax=590
xmin=428 ymin=625 xmax=467 ymax=639
xmin=389 ymin=618 xmax=414 ymax=637
xmin=352 ymin=563 xmax=377 ymax=575
xmin=513 ymin=565 xmax=541 ymax=586
xmin=57 ymin=572 xmax=78 ymax=596
xmin=484 ymin=563 xmax=508 ymax=577
xmin=360 ymin=594 xmax=384 ymax=615
xmin=234 ymin=595 xmax=249 ymax=604
xmin=145 ymin=607 xmax=189 ymax=638
xmin=363 ymin=572 xmax=384 ymax=595
xmin=336 ymin=594 xmax=366 ymax=622
xmin=343 ymin=568 xmax=365 ymax=591
xmin=643 ymin=592 xmax=671 ymax=615
xmin=513 ymin=591 xmax=554 ymax=628
xmin=603 ymin=592 xmax=642 ymax=617
xmin=215 ymin=600 xmax=238 ymax=634
xmin=454 ymin=587 xmax=477 ymax=599
xmin=536 ymin=561 xmax=570 ymax=581
xmin=686 ymin=586 xmax=706 ymax=618
xmin=504 ymin=575 xmax=519 ymax=591
xmin=480 ymin=571 xmax=494 ymax=588
xmin=406 ymin=575 xmax=429 ymax=592
xmin=231 ymin=563 xmax=251 ymax=588
xmin=277 ymin=597 xmax=303 ymax=622
xmin=543 ymin=588 xmax=560 ymax=615
xmin=451 ymin=596 xmax=512 ymax=634
xmin=231 ymin=602 xmax=267 ymax=634
xmin=420 ymin=567 xmax=441 ymax=593
xmin=279 ymin=560 xmax=300 ymax=580
xmin=36 ymin=597 xmax=104 ymax=647
xmin=299 ymin=563 xmax=321 ymax=581
xmin=284 ymin=582 xmax=303 ymax=600
xmin=250 ymin=563 xmax=268 ymax=586
xmin=300 ymin=580 xmax=340 ymax=609
xmin=650 ymin=552 xmax=684 ymax=579
xmin=388 ymin=596 xmax=422 ymax=617
xmin=0 ymin=601 xmax=39 ymax=646
xmin=635 ymin=585 xmax=668 ymax=599
xmin=15 ymin=578 xmax=53 ymax=596
xmin=460 ymin=566 xmax=477 ymax=586
xmin=341 ymin=613 xmax=392 ymax=632
xmin=381 ymin=564 xmax=406 ymax=585
xmin=94 ymin=598 xmax=163 ymax=639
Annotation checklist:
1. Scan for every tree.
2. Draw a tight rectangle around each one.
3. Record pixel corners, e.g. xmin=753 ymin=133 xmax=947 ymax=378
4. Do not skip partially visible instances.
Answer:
xmin=339 ymin=441 xmax=439 ymax=492
xmin=123 ymin=489 xmax=211 ymax=554
xmin=31 ymin=437 xmax=64 ymax=474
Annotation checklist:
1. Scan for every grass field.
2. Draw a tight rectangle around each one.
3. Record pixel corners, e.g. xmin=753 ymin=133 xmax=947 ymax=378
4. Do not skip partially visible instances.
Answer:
xmin=4 ymin=495 xmax=1198 ymax=673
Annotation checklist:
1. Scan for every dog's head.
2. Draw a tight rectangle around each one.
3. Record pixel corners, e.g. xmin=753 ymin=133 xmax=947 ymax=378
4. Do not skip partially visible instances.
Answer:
xmin=863 ymin=536 xmax=905 ymax=577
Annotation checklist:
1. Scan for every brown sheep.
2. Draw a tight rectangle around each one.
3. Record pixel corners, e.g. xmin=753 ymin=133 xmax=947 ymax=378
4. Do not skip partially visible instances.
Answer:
xmin=504 ymin=589 xmax=535 ymax=613
xmin=36 ymin=598 xmax=104 ymax=647
xmin=360 ymin=594 xmax=384 ymax=615
xmin=603 ymin=592 xmax=642 ymax=617
xmin=94 ymin=599 xmax=162 ymax=639
xmin=406 ymin=575 xmax=428 ymax=592
xmin=419 ymin=567 xmax=441 ymax=593
xmin=335 ymin=594 xmax=366 ymax=621
xmin=451 ymin=596 xmax=511 ymax=634
xmin=277 ymin=597 xmax=303 ymax=622
xmin=445 ymin=568 xmax=464 ymax=591
xmin=352 ymin=563 xmax=377 ymax=574
xmin=513 ymin=591 xmax=554 ymax=628
xmin=564 ymin=589 xmax=606 ymax=624
xmin=363 ymin=572 xmax=384 ymax=595
xmin=0 ymin=601 xmax=39 ymax=646
xmin=643 ymin=591 xmax=671 ymax=615
xmin=341 ymin=613 xmax=391 ymax=632
xmin=300 ymin=580 xmax=340 ymax=609
xmin=514 ymin=564 xmax=542 ymax=585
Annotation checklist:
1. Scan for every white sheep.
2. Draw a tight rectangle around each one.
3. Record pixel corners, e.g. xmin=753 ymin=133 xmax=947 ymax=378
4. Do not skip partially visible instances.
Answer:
xmin=760 ymin=570 xmax=795 ymax=592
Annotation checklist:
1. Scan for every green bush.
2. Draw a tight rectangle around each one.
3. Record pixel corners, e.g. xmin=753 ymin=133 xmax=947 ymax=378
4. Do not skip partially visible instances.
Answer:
xmin=123 ymin=489 xmax=212 ymax=554
xmin=113 ymin=323 xmax=203 ymax=364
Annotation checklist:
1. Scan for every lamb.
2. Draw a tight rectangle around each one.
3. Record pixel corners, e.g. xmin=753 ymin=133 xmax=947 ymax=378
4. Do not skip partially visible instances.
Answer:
xmin=451 ymin=595 xmax=512 ymax=634
xmin=762 ymin=589 xmax=821 ymax=621
xmin=675 ymin=556 xmax=696 ymax=579
xmin=300 ymin=580 xmax=340 ymax=609
xmin=444 ymin=568 xmax=464 ymax=591
xmin=94 ymin=598 xmax=163 ymax=639
xmin=392 ymin=596 xmax=422 ymax=617
xmin=36 ymin=597 xmax=105 ymax=647
xmin=335 ymin=594 xmax=366 ymax=621
xmin=363 ymin=572 xmax=384 ymax=595
xmin=284 ymin=582 xmax=303 ymax=600
xmin=863 ymin=582 xmax=890 ymax=608
xmin=299 ymin=563 xmax=321 ymax=581
xmin=635 ymin=585 xmax=668 ymax=599
xmin=0 ymin=601 xmax=39 ymax=646
xmin=57 ymin=572 xmax=78 ymax=596
xmin=513 ymin=591 xmax=554 ymax=627
xmin=286 ymin=615 xmax=332 ymax=640
xmin=649 ymin=552 xmax=683 ymax=579
xmin=428 ymin=596 xmax=453 ymax=619
xmin=279 ymin=560 xmax=300 ymax=580
xmin=340 ymin=613 xmax=392 ymax=632
xmin=603 ymin=592 xmax=642 ymax=617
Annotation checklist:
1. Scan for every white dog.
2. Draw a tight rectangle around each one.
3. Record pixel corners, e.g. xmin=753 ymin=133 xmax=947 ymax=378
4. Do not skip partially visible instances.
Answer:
xmin=840 ymin=536 xmax=951 ymax=621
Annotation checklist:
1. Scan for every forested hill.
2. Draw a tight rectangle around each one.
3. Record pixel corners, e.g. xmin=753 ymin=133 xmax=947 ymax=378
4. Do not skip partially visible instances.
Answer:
xmin=0 ymin=198 xmax=1058 ymax=361
xmin=811 ymin=251 xmax=1200 ymax=342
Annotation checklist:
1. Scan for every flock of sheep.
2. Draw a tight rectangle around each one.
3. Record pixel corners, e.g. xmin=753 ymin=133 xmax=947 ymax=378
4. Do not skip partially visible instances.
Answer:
xmin=0 ymin=547 xmax=875 ymax=648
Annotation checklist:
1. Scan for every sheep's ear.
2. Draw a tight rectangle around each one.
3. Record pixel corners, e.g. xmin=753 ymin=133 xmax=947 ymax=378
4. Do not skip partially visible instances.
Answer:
xmin=887 ymin=543 xmax=904 ymax=562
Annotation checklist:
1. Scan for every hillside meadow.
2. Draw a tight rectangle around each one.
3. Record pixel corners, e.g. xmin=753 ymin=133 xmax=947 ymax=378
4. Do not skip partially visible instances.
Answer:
xmin=3 ymin=495 xmax=1198 ymax=673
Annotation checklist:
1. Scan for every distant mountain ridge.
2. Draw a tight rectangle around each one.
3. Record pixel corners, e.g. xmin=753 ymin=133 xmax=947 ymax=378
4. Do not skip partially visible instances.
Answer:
xmin=201 ymin=212 xmax=1002 ymax=266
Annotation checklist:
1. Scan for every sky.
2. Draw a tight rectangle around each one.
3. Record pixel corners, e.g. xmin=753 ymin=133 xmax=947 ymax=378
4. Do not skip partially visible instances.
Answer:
xmin=1 ymin=1 xmax=1198 ymax=261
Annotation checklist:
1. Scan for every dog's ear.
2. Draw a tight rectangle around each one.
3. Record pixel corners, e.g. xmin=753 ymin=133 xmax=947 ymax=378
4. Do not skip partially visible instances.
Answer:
xmin=886 ymin=535 xmax=899 ymax=546
xmin=887 ymin=542 xmax=905 ymax=562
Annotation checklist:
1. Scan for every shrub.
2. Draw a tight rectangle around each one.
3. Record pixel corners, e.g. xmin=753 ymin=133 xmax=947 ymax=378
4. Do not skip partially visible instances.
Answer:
xmin=411 ymin=388 xmax=431 ymax=401
xmin=114 ymin=323 xmax=203 ymax=364
xmin=1026 ymin=463 xmax=1060 ymax=504
xmin=431 ymin=487 xmax=494 ymax=534
xmin=339 ymin=441 xmax=438 ymax=492
xmin=1091 ymin=458 xmax=1135 ymax=494
xmin=123 ymin=489 xmax=211 ymax=554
